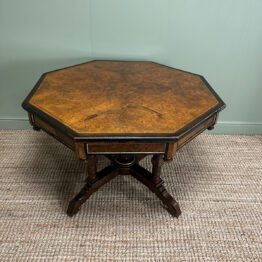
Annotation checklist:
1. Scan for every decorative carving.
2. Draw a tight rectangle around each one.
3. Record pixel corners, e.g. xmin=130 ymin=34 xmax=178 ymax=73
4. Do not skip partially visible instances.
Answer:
xmin=67 ymin=154 xmax=181 ymax=218
xmin=67 ymin=165 xmax=118 ymax=216
xmin=130 ymin=163 xmax=181 ymax=218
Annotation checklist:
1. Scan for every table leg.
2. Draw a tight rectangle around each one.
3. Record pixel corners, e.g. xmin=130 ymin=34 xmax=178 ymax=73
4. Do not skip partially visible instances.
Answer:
xmin=85 ymin=155 xmax=97 ymax=182
xmin=130 ymin=155 xmax=181 ymax=218
xmin=67 ymin=154 xmax=181 ymax=218
xmin=67 ymin=157 xmax=118 ymax=217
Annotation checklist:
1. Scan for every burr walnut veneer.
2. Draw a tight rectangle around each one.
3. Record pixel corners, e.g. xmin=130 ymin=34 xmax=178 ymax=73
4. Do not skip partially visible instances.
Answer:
xmin=22 ymin=60 xmax=225 ymax=218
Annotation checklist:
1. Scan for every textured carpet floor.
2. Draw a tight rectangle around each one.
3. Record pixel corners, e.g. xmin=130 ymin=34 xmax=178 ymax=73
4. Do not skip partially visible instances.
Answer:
xmin=0 ymin=131 xmax=261 ymax=261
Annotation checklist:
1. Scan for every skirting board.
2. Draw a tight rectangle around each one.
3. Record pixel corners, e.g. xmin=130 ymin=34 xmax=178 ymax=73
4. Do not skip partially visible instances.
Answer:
xmin=0 ymin=118 xmax=262 ymax=135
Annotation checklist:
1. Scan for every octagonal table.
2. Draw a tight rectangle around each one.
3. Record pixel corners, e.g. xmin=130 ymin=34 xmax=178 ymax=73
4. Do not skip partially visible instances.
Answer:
xmin=22 ymin=60 xmax=225 ymax=218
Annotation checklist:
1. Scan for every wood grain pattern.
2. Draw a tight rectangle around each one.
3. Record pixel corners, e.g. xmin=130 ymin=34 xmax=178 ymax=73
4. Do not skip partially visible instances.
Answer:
xmin=75 ymin=143 xmax=87 ymax=160
xmin=165 ymin=142 xmax=178 ymax=160
xmin=28 ymin=61 xmax=220 ymax=136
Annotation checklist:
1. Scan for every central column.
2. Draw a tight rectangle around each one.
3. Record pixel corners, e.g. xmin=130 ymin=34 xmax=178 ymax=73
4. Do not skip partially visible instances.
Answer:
xmin=113 ymin=155 xmax=136 ymax=175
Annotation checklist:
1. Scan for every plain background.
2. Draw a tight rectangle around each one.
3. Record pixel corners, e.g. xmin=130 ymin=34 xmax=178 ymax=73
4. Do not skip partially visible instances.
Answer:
xmin=0 ymin=0 xmax=262 ymax=134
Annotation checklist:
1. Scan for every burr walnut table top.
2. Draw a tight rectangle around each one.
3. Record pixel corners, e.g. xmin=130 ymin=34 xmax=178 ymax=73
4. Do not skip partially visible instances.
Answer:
xmin=22 ymin=60 xmax=225 ymax=140
xmin=22 ymin=60 xmax=226 ymax=218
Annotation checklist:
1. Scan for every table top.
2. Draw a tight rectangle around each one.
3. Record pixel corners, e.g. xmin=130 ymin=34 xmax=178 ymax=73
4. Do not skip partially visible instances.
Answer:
xmin=22 ymin=60 xmax=225 ymax=140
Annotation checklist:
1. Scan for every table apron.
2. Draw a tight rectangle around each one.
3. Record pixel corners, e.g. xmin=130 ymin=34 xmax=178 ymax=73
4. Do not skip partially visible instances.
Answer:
xmin=29 ymin=112 xmax=217 ymax=160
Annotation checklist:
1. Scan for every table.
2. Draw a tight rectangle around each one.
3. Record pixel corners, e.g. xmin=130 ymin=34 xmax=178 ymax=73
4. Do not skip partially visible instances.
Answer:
xmin=22 ymin=60 xmax=225 ymax=218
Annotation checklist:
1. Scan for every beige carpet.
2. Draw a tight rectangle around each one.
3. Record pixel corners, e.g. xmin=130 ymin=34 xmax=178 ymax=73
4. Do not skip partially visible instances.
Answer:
xmin=0 ymin=130 xmax=261 ymax=261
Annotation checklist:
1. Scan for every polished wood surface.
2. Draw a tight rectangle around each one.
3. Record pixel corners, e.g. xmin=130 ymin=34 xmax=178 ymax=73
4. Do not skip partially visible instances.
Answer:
xmin=22 ymin=60 xmax=225 ymax=218
xmin=28 ymin=61 xmax=220 ymax=136
xmin=87 ymin=142 xmax=166 ymax=154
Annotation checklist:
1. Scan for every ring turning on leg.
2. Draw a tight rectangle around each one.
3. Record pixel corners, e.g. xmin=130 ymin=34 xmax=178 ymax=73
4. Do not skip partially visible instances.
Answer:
xmin=67 ymin=154 xmax=181 ymax=218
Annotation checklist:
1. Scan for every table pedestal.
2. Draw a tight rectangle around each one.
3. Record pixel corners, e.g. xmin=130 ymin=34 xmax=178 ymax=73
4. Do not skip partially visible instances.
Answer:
xmin=67 ymin=155 xmax=181 ymax=218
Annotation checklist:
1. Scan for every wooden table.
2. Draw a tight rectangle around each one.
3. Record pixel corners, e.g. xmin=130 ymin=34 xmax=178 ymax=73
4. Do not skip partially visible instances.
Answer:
xmin=22 ymin=60 xmax=225 ymax=218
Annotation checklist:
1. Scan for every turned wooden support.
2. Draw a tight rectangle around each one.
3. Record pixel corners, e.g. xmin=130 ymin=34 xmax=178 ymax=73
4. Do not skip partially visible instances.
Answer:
xmin=86 ymin=155 xmax=97 ymax=182
xmin=130 ymin=164 xmax=181 ymax=218
xmin=151 ymin=155 xmax=164 ymax=185
xmin=68 ymin=154 xmax=181 ymax=218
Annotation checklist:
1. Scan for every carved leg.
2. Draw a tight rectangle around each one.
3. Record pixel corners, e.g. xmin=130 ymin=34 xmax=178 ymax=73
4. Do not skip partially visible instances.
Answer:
xmin=85 ymin=155 xmax=97 ymax=182
xmin=151 ymin=155 xmax=164 ymax=185
xmin=130 ymin=155 xmax=181 ymax=218
xmin=67 ymin=154 xmax=181 ymax=218
xmin=67 ymin=156 xmax=118 ymax=217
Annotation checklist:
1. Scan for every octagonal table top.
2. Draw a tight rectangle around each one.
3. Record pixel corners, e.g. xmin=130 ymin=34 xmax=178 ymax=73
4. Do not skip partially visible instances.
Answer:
xmin=22 ymin=60 xmax=225 ymax=140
